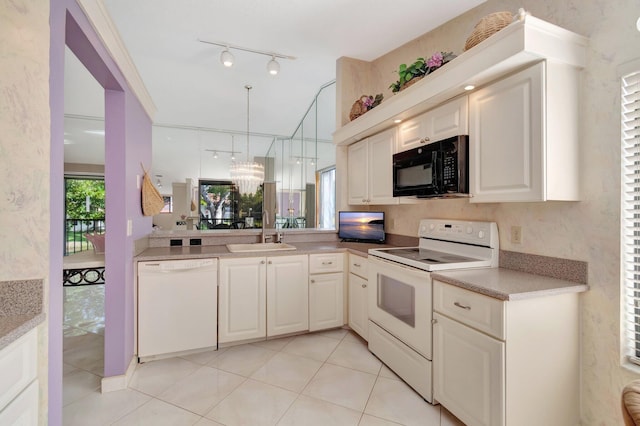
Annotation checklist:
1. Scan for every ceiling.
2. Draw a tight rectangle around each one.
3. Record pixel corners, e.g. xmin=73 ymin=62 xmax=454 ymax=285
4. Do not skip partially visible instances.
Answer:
xmin=63 ymin=0 xmax=485 ymax=172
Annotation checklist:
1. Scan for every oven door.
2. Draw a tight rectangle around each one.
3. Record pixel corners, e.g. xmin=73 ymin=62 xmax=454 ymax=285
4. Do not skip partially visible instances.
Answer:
xmin=368 ymin=256 xmax=432 ymax=359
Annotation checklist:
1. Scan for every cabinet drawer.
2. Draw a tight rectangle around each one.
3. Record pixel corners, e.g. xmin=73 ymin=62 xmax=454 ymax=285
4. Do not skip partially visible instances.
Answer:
xmin=0 ymin=328 xmax=37 ymax=411
xmin=309 ymin=253 xmax=344 ymax=274
xmin=348 ymin=254 xmax=368 ymax=278
xmin=433 ymin=280 xmax=505 ymax=340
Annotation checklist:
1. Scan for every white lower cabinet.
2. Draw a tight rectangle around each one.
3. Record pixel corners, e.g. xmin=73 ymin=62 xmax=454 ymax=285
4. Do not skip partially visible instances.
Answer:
xmin=267 ymin=255 xmax=309 ymax=337
xmin=433 ymin=313 xmax=504 ymax=426
xmin=348 ymin=254 xmax=368 ymax=340
xmin=309 ymin=253 xmax=345 ymax=332
xmin=309 ymin=272 xmax=344 ymax=331
xmin=218 ymin=257 xmax=267 ymax=343
xmin=433 ymin=280 xmax=580 ymax=426
xmin=219 ymin=255 xmax=309 ymax=343
xmin=0 ymin=328 xmax=38 ymax=425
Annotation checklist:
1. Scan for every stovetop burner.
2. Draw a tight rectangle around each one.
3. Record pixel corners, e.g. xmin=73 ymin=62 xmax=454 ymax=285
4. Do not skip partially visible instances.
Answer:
xmin=381 ymin=248 xmax=478 ymax=264
xmin=368 ymin=219 xmax=499 ymax=272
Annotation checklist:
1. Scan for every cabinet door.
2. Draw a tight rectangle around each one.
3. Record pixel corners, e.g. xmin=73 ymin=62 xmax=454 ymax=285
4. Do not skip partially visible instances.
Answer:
xmin=348 ymin=273 xmax=368 ymax=340
xmin=397 ymin=116 xmax=427 ymax=152
xmin=0 ymin=379 xmax=38 ymax=426
xmin=347 ymin=140 xmax=369 ymax=204
xmin=309 ymin=272 xmax=344 ymax=331
xmin=397 ymin=97 xmax=468 ymax=152
xmin=433 ymin=313 xmax=505 ymax=426
xmin=426 ymin=96 xmax=468 ymax=142
xmin=267 ymin=255 xmax=309 ymax=337
xmin=219 ymin=257 xmax=266 ymax=343
xmin=368 ymin=128 xmax=398 ymax=205
xmin=469 ymin=63 xmax=544 ymax=203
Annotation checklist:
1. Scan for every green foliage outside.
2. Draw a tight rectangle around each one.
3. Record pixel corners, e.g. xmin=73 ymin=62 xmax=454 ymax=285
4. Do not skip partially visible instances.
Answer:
xmin=65 ymin=178 xmax=105 ymax=219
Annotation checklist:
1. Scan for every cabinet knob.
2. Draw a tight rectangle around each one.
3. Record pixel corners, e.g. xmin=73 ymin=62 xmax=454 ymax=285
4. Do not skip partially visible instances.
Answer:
xmin=362 ymin=284 xmax=367 ymax=288
xmin=311 ymin=279 xmax=315 ymax=283
xmin=268 ymin=260 xmax=272 ymax=264
xmin=421 ymin=137 xmax=430 ymax=143
xmin=261 ymin=260 xmax=266 ymax=264
xmin=362 ymin=199 xmax=367 ymax=203
xmin=322 ymin=261 xmax=333 ymax=265
xmin=353 ymin=263 xmax=361 ymax=267
xmin=454 ymin=301 xmax=471 ymax=310
xmin=432 ymin=318 xmax=438 ymax=324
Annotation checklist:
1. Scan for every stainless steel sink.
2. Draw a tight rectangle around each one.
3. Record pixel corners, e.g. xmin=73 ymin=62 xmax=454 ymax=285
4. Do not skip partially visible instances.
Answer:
xmin=226 ymin=242 xmax=297 ymax=253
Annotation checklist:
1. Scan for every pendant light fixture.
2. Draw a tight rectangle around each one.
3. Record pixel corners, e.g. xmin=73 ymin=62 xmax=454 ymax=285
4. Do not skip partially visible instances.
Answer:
xmin=230 ymin=85 xmax=264 ymax=195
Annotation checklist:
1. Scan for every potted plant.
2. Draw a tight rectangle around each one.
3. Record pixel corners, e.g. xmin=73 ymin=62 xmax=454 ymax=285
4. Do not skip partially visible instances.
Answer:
xmin=390 ymin=51 xmax=457 ymax=93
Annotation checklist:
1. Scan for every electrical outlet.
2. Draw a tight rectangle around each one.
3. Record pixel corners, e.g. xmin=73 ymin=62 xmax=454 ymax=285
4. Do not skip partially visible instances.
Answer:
xmin=511 ymin=226 xmax=522 ymax=244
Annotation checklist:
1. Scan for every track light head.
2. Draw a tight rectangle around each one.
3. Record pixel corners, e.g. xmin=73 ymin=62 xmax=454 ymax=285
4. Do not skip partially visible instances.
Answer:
xmin=267 ymin=56 xmax=280 ymax=75
xmin=220 ymin=49 xmax=234 ymax=67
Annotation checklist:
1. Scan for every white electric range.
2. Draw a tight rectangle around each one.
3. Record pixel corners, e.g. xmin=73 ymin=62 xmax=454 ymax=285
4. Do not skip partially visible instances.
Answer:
xmin=367 ymin=219 xmax=499 ymax=403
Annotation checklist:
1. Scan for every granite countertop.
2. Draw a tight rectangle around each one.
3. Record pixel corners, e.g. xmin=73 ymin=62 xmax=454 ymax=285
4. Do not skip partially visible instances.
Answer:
xmin=431 ymin=268 xmax=589 ymax=301
xmin=136 ymin=241 xmax=394 ymax=261
xmin=0 ymin=279 xmax=45 ymax=350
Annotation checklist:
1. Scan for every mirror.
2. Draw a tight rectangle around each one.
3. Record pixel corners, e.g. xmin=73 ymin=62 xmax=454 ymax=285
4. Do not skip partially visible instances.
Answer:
xmin=197 ymin=180 xmax=263 ymax=229
xmin=64 ymin=82 xmax=337 ymax=231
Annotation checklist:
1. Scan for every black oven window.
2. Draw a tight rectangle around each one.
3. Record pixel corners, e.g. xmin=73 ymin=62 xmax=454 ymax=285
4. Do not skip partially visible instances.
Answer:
xmin=377 ymin=274 xmax=416 ymax=327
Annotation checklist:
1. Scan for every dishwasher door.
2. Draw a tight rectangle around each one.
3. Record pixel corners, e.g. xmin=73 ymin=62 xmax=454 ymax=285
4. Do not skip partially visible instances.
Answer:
xmin=138 ymin=258 xmax=218 ymax=359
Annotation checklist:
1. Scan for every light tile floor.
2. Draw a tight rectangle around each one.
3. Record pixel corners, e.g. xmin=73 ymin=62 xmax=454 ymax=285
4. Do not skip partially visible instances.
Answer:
xmin=62 ymin=285 xmax=465 ymax=425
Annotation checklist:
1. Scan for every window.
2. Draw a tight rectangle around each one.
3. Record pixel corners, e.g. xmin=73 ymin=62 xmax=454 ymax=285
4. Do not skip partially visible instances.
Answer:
xmin=318 ymin=166 xmax=336 ymax=229
xmin=622 ymin=67 xmax=640 ymax=365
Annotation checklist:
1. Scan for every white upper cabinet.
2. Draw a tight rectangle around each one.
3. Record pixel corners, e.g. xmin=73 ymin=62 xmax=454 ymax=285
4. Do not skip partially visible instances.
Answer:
xmin=469 ymin=61 xmax=580 ymax=202
xmin=347 ymin=128 xmax=397 ymax=205
xmin=397 ymin=96 xmax=468 ymax=152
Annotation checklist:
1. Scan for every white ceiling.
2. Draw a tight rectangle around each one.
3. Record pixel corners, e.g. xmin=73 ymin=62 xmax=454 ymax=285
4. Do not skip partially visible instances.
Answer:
xmin=63 ymin=0 xmax=485 ymax=177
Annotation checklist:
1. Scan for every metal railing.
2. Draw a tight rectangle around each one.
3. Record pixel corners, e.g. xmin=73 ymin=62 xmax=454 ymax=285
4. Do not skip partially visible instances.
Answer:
xmin=65 ymin=218 xmax=105 ymax=255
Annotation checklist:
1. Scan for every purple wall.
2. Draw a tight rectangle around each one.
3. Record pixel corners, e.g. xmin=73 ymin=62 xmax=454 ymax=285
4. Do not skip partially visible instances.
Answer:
xmin=50 ymin=1 xmax=153 ymax=424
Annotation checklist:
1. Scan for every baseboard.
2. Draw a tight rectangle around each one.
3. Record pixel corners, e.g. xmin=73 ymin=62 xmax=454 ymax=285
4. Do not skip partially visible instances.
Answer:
xmin=101 ymin=356 xmax=137 ymax=393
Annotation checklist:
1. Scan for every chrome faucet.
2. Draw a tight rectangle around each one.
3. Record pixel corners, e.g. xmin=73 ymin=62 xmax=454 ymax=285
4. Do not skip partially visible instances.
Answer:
xmin=262 ymin=210 xmax=271 ymax=243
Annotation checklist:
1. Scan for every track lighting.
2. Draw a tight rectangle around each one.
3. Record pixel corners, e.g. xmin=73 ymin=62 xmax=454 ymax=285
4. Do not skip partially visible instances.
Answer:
xmin=199 ymin=39 xmax=295 ymax=75
xmin=220 ymin=48 xmax=234 ymax=67
xmin=267 ymin=56 xmax=280 ymax=75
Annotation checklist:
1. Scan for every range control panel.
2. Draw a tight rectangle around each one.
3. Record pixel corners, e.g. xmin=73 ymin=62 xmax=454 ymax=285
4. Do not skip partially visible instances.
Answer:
xmin=418 ymin=219 xmax=499 ymax=248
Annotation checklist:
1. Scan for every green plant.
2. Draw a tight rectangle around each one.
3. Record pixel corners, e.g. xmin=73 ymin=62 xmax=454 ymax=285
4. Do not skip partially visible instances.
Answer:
xmin=389 ymin=58 xmax=427 ymax=93
xmin=389 ymin=51 xmax=457 ymax=93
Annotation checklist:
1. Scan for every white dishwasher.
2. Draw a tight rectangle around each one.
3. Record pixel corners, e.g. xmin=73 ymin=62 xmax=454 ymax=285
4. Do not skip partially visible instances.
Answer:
xmin=138 ymin=258 xmax=218 ymax=360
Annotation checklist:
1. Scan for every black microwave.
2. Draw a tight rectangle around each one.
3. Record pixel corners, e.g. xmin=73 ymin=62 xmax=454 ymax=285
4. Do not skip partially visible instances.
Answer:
xmin=392 ymin=135 xmax=469 ymax=198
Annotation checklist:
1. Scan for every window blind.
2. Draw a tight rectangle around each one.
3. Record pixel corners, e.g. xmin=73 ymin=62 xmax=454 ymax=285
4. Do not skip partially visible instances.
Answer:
xmin=622 ymin=69 xmax=640 ymax=365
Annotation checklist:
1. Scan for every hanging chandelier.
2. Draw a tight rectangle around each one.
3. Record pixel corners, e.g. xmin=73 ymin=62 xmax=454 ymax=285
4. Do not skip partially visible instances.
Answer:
xmin=230 ymin=84 xmax=264 ymax=195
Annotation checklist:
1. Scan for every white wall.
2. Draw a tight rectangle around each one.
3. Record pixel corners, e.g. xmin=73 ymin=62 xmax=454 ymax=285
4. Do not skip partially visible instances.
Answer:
xmin=336 ymin=0 xmax=640 ymax=423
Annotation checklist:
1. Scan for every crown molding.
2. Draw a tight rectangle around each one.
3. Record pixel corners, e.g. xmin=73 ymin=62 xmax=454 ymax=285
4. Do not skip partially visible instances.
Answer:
xmin=75 ymin=0 xmax=157 ymax=120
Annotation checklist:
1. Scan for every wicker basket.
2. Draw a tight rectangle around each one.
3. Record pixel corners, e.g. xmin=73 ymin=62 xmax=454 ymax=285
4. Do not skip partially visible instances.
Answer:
xmin=349 ymin=96 xmax=369 ymax=121
xmin=464 ymin=11 xmax=513 ymax=51
xmin=399 ymin=75 xmax=424 ymax=92
xmin=140 ymin=165 xmax=165 ymax=216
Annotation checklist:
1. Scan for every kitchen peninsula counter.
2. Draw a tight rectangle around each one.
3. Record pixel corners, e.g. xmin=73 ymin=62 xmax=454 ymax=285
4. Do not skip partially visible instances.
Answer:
xmin=0 ymin=279 xmax=45 ymax=350
xmin=432 ymin=267 xmax=589 ymax=301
